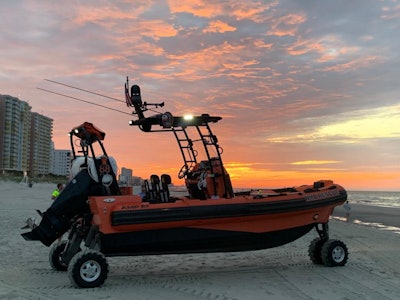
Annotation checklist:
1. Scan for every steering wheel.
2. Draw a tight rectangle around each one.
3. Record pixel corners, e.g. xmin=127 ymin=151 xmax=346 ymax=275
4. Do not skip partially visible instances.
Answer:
xmin=178 ymin=164 xmax=189 ymax=179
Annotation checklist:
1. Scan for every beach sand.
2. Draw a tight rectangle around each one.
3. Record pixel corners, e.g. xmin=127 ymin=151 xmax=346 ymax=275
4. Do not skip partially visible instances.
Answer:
xmin=0 ymin=181 xmax=399 ymax=299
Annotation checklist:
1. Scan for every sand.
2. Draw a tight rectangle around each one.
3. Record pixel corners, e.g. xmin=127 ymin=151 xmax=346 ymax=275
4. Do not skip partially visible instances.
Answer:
xmin=0 ymin=181 xmax=399 ymax=299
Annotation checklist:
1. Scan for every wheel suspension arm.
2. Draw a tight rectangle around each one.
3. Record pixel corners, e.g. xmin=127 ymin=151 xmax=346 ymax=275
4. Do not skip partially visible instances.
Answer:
xmin=315 ymin=223 xmax=329 ymax=241
xmin=84 ymin=225 xmax=100 ymax=250
xmin=61 ymin=223 xmax=84 ymax=265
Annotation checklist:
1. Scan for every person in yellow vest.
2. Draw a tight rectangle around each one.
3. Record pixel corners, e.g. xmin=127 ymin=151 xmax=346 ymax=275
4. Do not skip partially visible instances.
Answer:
xmin=51 ymin=183 xmax=64 ymax=200
xmin=51 ymin=183 xmax=65 ymax=242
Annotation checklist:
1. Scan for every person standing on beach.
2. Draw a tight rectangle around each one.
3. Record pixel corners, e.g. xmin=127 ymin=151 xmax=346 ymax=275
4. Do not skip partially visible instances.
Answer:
xmin=51 ymin=183 xmax=64 ymax=200
xmin=343 ymin=201 xmax=351 ymax=222
xmin=51 ymin=183 xmax=65 ymax=242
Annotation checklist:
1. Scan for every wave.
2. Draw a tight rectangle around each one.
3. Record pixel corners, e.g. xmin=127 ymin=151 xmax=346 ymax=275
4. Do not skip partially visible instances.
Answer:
xmin=348 ymin=191 xmax=400 ymax=208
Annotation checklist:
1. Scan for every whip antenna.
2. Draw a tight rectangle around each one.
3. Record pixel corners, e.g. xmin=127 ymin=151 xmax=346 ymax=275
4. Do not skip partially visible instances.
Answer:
xmin=44 ymin=79 xmax=125 ymax=103
xmin=37 ymin=87 xmax=132 ymax=116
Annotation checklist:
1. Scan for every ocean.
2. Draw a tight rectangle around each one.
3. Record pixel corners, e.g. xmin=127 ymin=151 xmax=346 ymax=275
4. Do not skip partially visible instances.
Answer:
xmin=336 ymin=190 xmax=400 ymax=235
xmin=347 ymin=191 xmax=400 ymax=208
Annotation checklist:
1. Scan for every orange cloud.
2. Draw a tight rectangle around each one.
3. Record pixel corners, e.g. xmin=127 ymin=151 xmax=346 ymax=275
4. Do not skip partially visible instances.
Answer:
xmin=140 ymin=41 xmax=259 ymax=81
xmin=72 ymin=5 xmax=138 ymax=26
xmin=291 ymin=160 xmax=341 ymax=165
xmin=229 ymin=1 xmax=277 ymax=22
xmin=169 ymin=0 xmax=277 ymax=23
xmin=139 ymin=20 xmax=179 ymax=40
xmin=72 ymin=4 xmax=178 ymax=41
xmin=267 ymin=13 xmax=307 ymax=37
xmin=322 ymin=55 xmax=383 ymax=72
xmin=287 ymin=39 xmax=324 ymax=56
xmin=287 ymin=35 xmax=367 ymax=64
xmin=168 ymin=0 xmax=223 ymax=17
xmin=203 ymin=20 xmax=236 ymax=33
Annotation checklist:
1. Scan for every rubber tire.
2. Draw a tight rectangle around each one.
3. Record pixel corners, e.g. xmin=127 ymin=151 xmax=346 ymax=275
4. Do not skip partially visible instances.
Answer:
xmin=308 ymin=237 xmax=324 ymax=265
xmin=321 ymin=239 xmax=349 ymax=267
xmin=68 ymin=250 xmax=108 ymax=288
xmin=49 ymin=240 xmax=69 ymax=271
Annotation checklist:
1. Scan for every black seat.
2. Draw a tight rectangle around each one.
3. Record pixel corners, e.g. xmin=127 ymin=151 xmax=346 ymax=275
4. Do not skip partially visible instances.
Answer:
xmin=149 ymin=175 xmax=160 ymax=202
xmin=160 ymin=174 xmax=171 ymax=202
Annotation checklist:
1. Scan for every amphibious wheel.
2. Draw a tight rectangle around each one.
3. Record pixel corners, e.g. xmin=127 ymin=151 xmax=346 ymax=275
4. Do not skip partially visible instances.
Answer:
xmin=308 ymin=237 xmax=325 ymax=265
xmin=68 ymin=250 xmax=108 ymax=288
xmin=49 ymin=240 xmax=69 ymax=271
xmin=321 ymin=239 xmax=348 ymax=267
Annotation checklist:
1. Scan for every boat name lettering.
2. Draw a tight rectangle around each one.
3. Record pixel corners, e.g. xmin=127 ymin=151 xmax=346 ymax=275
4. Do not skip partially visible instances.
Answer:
xmin=121 ymin=204 xmax=149 ymax=210
xmin=121 ymin=205 xmax=139 ymax=210
xmin=304 ymin=190 xmax=339 ymax=201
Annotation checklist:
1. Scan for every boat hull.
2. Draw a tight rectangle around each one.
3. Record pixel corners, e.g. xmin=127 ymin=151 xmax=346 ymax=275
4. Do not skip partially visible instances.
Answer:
xmin=22 ymin=176 xmax=347 ymax=255
xmin=100 ymin=223 xmax=315 ymax=256
xmin=89 ymin=185 xmax=346 ymax=256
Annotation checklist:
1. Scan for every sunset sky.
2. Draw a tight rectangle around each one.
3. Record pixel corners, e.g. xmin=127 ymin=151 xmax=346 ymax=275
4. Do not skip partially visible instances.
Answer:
xmin=1 ymin=0 xmax=399 ymax=191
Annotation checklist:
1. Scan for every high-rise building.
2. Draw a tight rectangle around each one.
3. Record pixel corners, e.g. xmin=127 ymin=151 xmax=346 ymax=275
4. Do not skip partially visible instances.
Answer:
xmin=119 ymin=167 xmax=133 ymax=185
xmin=51 ymin=148 xmax=71 ymax=176
xmin=0 ymin=95 xmax=31 ymax=172
xmin=0 ymin=95 xmax=53 ymax=176
xmin=29 ymin=112 xmax=53 ymax=176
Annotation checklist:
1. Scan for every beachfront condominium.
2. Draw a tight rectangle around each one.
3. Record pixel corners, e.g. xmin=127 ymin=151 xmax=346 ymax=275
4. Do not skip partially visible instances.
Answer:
xmin=0 ymin=95 xmax=53 ymax=176
xmin=51 ymin=148 xmax=71 ymax=177
xmin=119 ymin=167 xmax=133 ymax=186
xmin=29 ymin=112 xmax=53 ymax=176
xmin=0 ymin=95 xmax=31 ymax=173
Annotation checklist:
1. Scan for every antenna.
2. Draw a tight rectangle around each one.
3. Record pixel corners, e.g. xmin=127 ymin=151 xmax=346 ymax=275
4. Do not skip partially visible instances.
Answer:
xmin=37 ymin=87 xmax=132 ymax=116
xmin=44 ymin=79 xmax=125 ymax=103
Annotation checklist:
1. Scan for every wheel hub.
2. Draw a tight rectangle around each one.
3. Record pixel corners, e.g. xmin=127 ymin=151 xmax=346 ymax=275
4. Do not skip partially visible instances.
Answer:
xmin=331 ymin=246 xmax=345 ymax=262
xmin=80 ymin=260 xmax=101 ymax=282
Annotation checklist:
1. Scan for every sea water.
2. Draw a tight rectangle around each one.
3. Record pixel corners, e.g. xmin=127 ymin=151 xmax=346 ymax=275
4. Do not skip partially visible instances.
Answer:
xmin=342 ymin=191 xmax=400 ymax=235
xmin=347 ymin=191 xmax=400 ymax=208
